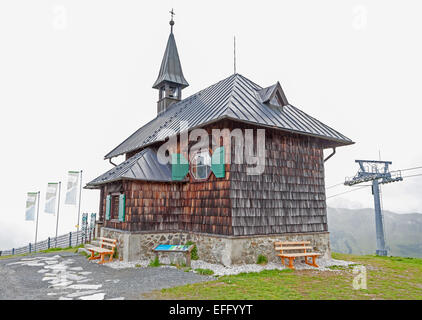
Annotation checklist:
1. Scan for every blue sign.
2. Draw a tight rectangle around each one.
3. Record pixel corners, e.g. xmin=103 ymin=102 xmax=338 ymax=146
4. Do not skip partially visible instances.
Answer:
xmin=154 ymin=244 xmax=190 ymax=251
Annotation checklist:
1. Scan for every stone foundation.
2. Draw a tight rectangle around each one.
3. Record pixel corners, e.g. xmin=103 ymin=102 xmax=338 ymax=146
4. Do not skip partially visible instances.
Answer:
xmin=100 ymin=227 xmax=331 ymax=266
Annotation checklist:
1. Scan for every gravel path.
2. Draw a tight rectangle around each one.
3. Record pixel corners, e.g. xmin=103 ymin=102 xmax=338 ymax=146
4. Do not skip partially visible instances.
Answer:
xmin=0 ymin=252 xmax=212 ymax=300
xmin=0 ymin=252 xmax=355 ymax=300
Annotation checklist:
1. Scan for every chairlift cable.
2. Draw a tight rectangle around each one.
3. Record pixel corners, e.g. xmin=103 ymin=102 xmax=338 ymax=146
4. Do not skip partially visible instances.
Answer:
xmin=326 ymin=185 xmax=370 ymax=199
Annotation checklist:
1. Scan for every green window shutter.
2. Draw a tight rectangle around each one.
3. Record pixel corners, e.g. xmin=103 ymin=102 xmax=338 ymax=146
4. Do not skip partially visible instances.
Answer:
xmin=105 ymin=195 xmax=111 ymax=220
xmin=172 ymin=153 xmax=189 ymax=181
xmin=211 ymin=146 xmax=225 ymax=178
xmin=118 ymin=194 xmax=126 ymax=222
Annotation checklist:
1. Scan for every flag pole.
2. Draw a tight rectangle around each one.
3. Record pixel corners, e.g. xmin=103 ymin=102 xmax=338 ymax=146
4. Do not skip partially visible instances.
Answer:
xmin=54 ymin=182 xmax=61 ymax=247
xmin=76 ymin=170 xmax=83 ymax=244
xmin=34 ymin=191 xmax=40 ymax=252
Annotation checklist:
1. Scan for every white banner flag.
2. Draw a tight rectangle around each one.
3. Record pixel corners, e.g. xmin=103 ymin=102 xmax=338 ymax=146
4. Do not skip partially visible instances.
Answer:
xmin=25 ymin=192 xmax=38 ymax=221
xmin=65 ymin=171 xmax=79 ymax=205
xmin=45 ymin=183 xmax=59 ymax=214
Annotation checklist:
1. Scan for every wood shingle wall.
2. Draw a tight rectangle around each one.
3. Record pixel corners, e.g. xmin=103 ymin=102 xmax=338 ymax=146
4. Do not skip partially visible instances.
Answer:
xmin=230 ymin=124 xmax=327 ymax=236
xmin=100 ymin=120 xmax=328 ymax=237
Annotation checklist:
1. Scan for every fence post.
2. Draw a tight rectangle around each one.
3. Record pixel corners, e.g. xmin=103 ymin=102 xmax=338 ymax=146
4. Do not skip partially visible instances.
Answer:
xmin=47 ymin=237 xmax=51 ymax=249
xmin=29 ymin=243 xmax=31 ymax=253
xmin=69 ymin=232 xmax=72 ymax=248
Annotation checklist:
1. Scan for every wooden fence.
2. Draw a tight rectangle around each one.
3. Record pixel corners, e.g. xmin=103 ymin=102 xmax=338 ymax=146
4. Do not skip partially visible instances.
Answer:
xmin=0 ymin=229 xmax=94 ymax=257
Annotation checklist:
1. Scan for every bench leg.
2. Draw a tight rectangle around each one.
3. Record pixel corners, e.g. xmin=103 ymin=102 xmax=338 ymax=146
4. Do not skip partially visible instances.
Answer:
xmin=98 ymin=253 xmax=105 ymax=264
xmin=303 ymin=256 xmax=319 ymax=268
xmin=288 ymin=257 xmax=295 ymax=270
xmin=277 ymin=256 xmax=286 ymax=266
xmin=108 ymin=252 xmax=114 ymax=263
xmin=311 ymin=256 xmax=319 ymax=268
xmin=88 ymin=250 xmax=100 ymax=260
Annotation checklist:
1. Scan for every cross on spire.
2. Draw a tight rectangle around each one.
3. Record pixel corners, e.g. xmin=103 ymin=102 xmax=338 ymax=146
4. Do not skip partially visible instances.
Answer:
xmin=169 ymin=8 xmax=175 ymax=33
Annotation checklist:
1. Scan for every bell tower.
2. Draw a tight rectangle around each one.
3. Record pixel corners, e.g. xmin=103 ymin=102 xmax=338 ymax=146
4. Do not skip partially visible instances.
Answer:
xmin=153 ymin=9 xmax=189 ymax=115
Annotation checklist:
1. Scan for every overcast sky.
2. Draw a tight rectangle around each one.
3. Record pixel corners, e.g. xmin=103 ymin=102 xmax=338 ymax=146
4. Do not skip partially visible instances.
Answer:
xmin=1 ymin=0 xmax=421 ymax=250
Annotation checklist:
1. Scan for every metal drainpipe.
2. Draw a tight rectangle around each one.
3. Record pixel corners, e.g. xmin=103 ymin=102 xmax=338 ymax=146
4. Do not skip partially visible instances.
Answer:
xmin=324 ymin=147 xmax=336 ymax=162
xmin=109 ymin=158 xmax=117 ymax=167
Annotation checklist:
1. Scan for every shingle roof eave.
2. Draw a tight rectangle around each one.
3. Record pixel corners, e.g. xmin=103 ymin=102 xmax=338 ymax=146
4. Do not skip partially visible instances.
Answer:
xmin=87 ymin=148 xmax=173 ymax=188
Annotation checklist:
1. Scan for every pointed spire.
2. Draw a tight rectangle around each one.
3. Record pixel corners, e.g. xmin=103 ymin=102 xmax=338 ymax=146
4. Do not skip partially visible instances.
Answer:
xmin=152 ymin=10 xmax=189 ymax=90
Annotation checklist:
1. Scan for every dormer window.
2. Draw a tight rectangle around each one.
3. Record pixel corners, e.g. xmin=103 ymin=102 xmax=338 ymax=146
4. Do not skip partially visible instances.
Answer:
xmin=258 ymin=81 xmax=288 ymax=109
xmin=270 ymin=94 xmax=282 ymax=107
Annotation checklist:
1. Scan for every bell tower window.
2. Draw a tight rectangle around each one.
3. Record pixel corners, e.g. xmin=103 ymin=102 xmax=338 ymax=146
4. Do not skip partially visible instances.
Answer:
xmin=169 ymin=86 xmax=179 ymax=98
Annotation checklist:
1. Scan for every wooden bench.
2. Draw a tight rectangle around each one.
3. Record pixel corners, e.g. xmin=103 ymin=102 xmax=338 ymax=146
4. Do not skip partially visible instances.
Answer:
xmin=152 ymin=244 xmax=195 ymax=267
xmin=274 ymin=241 xmax=321 ymax=270
xmin=85 ymin=237 xmax=117 ymax=264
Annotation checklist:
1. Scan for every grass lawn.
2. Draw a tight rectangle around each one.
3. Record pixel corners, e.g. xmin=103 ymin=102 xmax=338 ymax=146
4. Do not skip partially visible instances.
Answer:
xmin=146 ymin=253 xmax=422 ymax=300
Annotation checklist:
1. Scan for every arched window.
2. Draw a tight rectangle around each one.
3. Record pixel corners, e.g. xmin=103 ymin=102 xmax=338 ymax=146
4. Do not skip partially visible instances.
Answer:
xmin=190 ymin=150 xmax=211 ymax=180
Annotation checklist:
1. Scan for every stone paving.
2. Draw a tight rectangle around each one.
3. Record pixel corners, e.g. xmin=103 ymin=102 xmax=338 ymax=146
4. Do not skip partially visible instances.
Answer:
xmin=0 ymin=252 xmax=212 ymax=300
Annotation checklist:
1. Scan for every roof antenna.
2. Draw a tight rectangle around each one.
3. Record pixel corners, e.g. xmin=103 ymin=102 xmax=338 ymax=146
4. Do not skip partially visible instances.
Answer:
xmin=169 ymin=8 xmax=175 ymax=33
xmin=234 ymin=36 xmax=236 ymax=74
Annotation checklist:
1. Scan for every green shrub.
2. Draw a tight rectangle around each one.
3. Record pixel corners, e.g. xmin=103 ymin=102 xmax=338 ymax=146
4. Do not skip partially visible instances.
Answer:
xmin=195 ymin=268 xmax=214 ymax=275
xmin=186 ymin=241 xmax=199 ymax=260
xmin=256 ymin=254 xmax=268 ymax=265
xmin=170 ymin=262 xmax=187 ymax=269
xmin=149 ymin=256 xmax=161 ymax=267
xmin=79 ymin=250 xmax=89 ymax=258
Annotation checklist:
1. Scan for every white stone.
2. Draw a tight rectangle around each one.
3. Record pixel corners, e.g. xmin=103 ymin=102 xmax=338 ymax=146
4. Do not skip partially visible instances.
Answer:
xmin=78 ymin=293 xmax=105 ymax=300
xmin=65 ymin=274 xmax=86 ymax=281
xmin=67 ymin=284 xmax=102 ymax=290
xmin=42 ymin=277 xmax=57 ymax=281
xmin=38 ymin=269 xmax=49 ymax=273
xmin=69 ymin=267 xmax=83 ymax=271
xmin=66 ymin=290 xmax=103 ymax=298
xmin=76 ymin=279 xmax=91 ymax=283
xmin=49 ymin=280 xmax=73 ymax=288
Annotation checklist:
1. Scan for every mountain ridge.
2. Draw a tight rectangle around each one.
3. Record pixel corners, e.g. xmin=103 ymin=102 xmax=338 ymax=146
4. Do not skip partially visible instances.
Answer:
xmin=327 ymin=207 xmax=422 ymax=258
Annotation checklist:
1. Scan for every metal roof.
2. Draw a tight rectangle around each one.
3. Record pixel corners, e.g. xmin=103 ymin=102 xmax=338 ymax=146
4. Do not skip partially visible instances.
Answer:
xmin=152 ymin=32 xmax=189 ymax=89
xmin=105 ymin=73 xmax=353 ymax=159
xmin=86 ymin=148 xmax=172 ymax=188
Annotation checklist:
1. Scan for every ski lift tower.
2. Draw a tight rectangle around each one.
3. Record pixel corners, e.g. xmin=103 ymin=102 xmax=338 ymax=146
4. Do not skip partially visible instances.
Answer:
xmin=344 ymin=160 xmax=403 ymax=256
